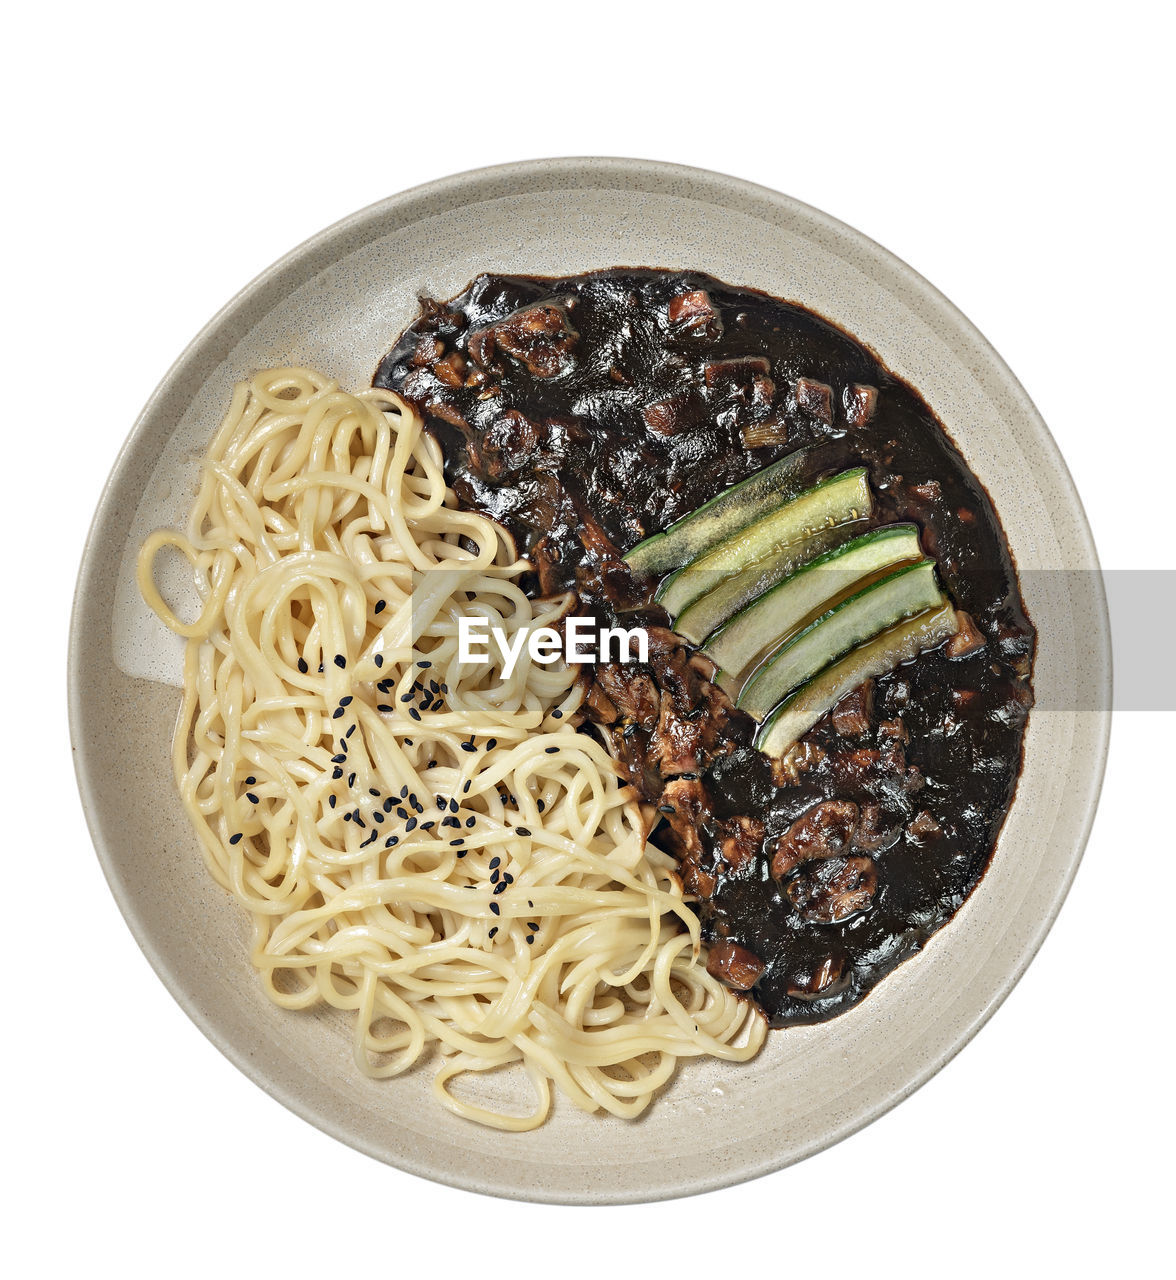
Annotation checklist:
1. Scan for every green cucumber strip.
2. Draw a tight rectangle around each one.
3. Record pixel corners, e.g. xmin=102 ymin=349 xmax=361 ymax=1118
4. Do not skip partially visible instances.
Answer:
xmin=703 ymin=523 xmax=924 ymax=675
xmin=673 ymin=523 xmax=861 ymax=647
xmin=657 ymin=468 xmax=872 ymax=618
xmin=739 ymin=560 xmax=943 ymax=721
xmin=623 ymin=447 xmax=813 ymax=578
xmin=754 ymin=602 xmax=958 ymax=759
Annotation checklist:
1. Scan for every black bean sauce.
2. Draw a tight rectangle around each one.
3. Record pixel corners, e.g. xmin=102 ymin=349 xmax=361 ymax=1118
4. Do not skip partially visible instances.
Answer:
xmin=375 ymin=269 xmax=1034 ymax=1027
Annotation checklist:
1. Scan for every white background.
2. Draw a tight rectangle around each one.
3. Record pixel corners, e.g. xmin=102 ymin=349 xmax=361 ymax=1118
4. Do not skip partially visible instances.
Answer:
xmin=5 ymin=3 xmax=1171 ymax=1276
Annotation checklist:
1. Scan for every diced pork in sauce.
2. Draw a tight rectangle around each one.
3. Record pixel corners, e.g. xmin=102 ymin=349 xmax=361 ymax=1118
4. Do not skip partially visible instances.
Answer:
xmin=376 ymin=268 xmax=1034 ymax=1026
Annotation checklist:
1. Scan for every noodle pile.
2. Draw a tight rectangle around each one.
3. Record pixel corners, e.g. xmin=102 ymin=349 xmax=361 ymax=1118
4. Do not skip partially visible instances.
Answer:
xmin=139 ymin=367 xmax=763 ymax=1129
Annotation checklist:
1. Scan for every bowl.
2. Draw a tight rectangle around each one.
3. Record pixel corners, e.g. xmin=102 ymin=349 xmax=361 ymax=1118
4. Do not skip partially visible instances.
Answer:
xmin=69 ymin=158 xmax=1110 ymax=1203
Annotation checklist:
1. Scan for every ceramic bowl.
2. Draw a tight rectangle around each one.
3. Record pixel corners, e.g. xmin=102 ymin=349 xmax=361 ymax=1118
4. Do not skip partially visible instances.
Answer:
xmin=69 ymin=158 xmax=1110 ymax=1203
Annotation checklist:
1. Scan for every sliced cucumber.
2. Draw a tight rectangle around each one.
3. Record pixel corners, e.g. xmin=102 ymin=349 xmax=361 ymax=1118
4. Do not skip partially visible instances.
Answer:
xmin=739 ymin=560 xmax=944 ymax=721
xmin=657 ymin=468 xmax=872 ymax=618
xmin=623 ymin=447 xmax=813 ymax=578
xmin=673 ymin=523 xmax=861 ymax=647
xmin=754 ymin=602 xmax=958 ymax=759
xmin=703 ymin=524 xmax=924 ymax=678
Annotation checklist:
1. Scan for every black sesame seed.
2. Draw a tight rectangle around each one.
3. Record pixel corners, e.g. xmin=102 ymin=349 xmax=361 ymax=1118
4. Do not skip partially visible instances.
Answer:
xmin=493 ymin=881 xmax=508 ymax=895
xmin=229 ymin=833 xmax=243 ymax=845
xmin=486 ymin=738 xmax=498 ymax=750
xmin=246 ymin=792 xmax=258 ymax=804
xmin=439 ymin=684 xmax=448 ymax=695
xmin=340 ymin=696 xmax=353 ymax=707
xmin=489 ymin=901 xmax=500 ymax=916
xmin=527 ymin=900 xmax=534 ymax=909
xmin=297 ymin=658 xmax=309 ymax=674
xmin=449 ymin=798 xmax=459 ymax=812
xmin=544 ymin=746 xmax=558 ymax=755
xmin=328 ymin=795 xmax=337 ymax=809
xmin=463 ymin=780 xmax=472 ymax=794
xmin=409 ymin=708 xmax=421 ymax=722
xmin=332 ymin=767 xmax=343 ymax=780
xmin=383 ymin=797 xmax=393 ymax=813
xmin=427 ymin=760 xmax=437 ymax=769
xmin=489 ymin=857 xmax=501 ymax=869
xmin=385 ymin=835 xmax=399 ymax=848
xmin=405 ymin=817 xmax=417 ymax=832
xmin=374 ymin=653 xmax=384 ymax=667
xmin=374 ymin=600 xmax=386 ymax=614
xmin=345 ymin=725 xmax=356 ymax=739
xmin=466 ymin=817 xmax=476 ymax=828
xmin=396 ymin=808 xmax=408 ymax=820
xmin=516 ymin=827 xmax=530 ymax=837
xmin=460 ymin=743 xmax=477 ymax=754
xmin=526 ymin=936 xmax=534 ymax=945
xmin=332 ymin=707 xmax=345 ymax=719
xmin=552 ymin=708 xmax=563 ymax=719
xmin=343 ymin=812 xmax=352 ymax=822
xmin=429 ymin=680 xmax=439 ymax=693
xmin=418 ymin=660 xmax=432 ymax=669
xmin=348 ymin=773 xmax=356 ymax=787
xmin=377 ymin=704 xmax=394 ymax=713
xmin=537 ymin=800 xmax=545 ymax=812
xmin=456 ymin=849 xmax=467 ymax=858
xmin=373 ymin=813 xmax=384 ymax=824
xmin=354 ymin=815 xmax=365 ymax=828
xmin=244 ymin=776 xmax=256 ymax=786
xmin=527 ymin=922 xmax=539 ymax=931
xmin=318 ymin=663 xmax=324 ymax=673
xmin=404 ymin=739 xmax=413 ymax=746
xmin=488 ymin=927 xmax=498 ymax=939
xmin=421 ymin=821 xmax=434 ymax=831
xmin=369 ymin=788 xmax=380 ymax=797
xmin=401 ymin=693 xmax=413 ymax=703
xmin=442 ymin=816 xmax=457 ymax=829
xmin=331 ymin=754 xmax=346 ymax=764
xmin=503 ymin=873 xmax=514 ymax=885
xmin=334 ymin=654 xmax=346 ymax=669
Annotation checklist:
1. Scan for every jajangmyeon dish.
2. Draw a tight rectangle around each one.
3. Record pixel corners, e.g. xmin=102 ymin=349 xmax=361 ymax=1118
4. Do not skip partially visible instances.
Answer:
xmin=141 ymin=266 xmax=1034 ymax=1129
xmin=139 ymin=368 xmax=764 ymax=1131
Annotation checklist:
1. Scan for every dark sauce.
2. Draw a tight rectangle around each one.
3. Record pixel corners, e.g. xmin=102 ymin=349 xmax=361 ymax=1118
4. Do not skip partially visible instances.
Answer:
xmin=375 ymin=269 xmax=1034 ymax=1027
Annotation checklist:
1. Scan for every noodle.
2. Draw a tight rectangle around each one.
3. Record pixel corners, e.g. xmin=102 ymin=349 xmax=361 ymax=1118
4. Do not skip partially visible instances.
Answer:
xmin=139 ymin=367 xmax=764 ymax=1130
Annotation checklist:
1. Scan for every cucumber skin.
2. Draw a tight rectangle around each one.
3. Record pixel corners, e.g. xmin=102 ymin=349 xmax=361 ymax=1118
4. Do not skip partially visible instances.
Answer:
xmin=658 ymin=468 xmax=872 ymax=618
xmin=699 ymin=523 xmax=923 ymax=669
xmin=674 ymin=523 xmax=860 ymax=646
xmin=623 ymin=447 xmax=813 ymax=578
xmin=739 ymin=560 xmax=943 ymax=721
xmin=754 ymin=603 xmax=958 ymax=759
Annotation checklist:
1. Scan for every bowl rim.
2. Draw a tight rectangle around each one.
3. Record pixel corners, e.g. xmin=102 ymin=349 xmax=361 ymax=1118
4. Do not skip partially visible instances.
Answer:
xmin=68 ymin=156 xmax=1112 ymax=1203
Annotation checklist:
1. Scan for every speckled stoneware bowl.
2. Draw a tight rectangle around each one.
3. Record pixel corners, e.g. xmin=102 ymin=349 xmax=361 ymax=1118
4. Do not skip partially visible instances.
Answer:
xmin=69 ymin=158 xmax=1110 ymax=1204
